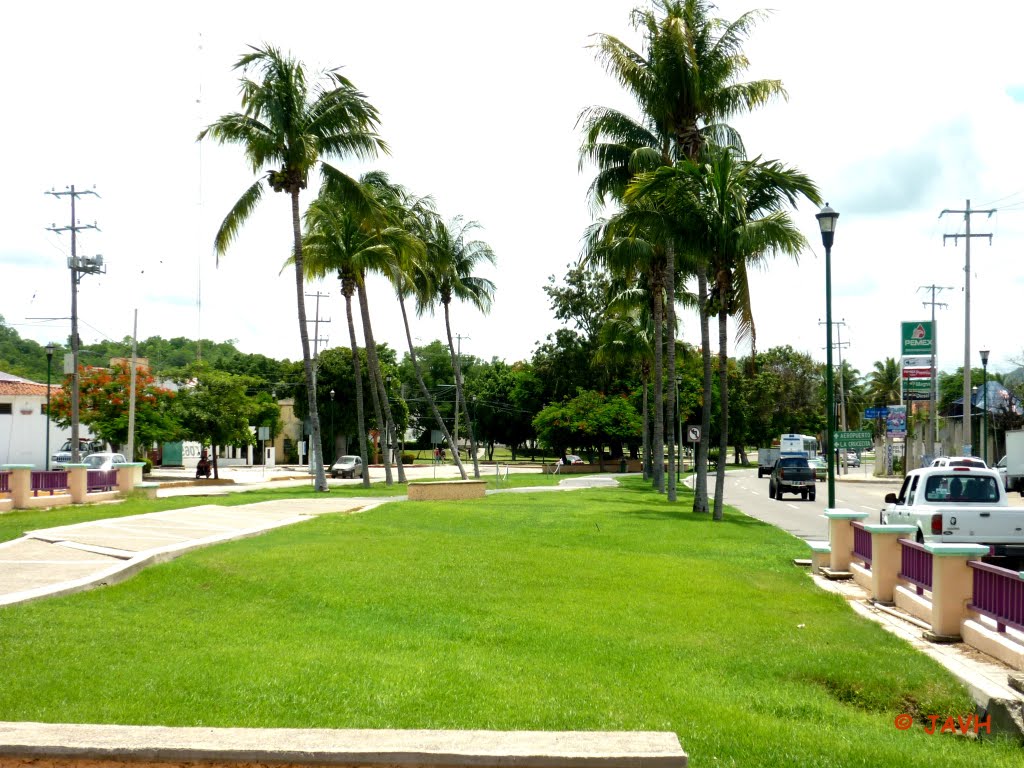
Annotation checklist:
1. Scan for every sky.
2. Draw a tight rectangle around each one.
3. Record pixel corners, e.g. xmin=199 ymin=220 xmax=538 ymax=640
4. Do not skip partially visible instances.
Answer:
xmin=6 ymin=1 xmax=1024 ymax=384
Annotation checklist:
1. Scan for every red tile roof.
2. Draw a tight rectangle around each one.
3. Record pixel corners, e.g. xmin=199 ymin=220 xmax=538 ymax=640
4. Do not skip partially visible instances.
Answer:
xmin=0 ymin=371 xmax=48 ymax=396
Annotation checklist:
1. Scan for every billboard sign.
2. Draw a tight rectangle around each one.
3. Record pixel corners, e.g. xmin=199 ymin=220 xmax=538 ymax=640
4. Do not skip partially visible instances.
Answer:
xmin=886 ymin=405 xmax=907 ymax=437
xmin=901 ymin=321 xmax=934 ymax=355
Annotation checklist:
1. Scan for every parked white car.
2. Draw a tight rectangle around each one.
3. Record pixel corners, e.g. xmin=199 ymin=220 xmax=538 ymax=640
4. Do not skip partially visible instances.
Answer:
xmin=330 ymin=455 xmax=364 ymax=479
xmin=82 ymin=452 xmax=128 ymax=471
xmin=931 ymin=456 xmax=988 ymax=469
xmin=881 ymin=465 xmax=1024 ymax=556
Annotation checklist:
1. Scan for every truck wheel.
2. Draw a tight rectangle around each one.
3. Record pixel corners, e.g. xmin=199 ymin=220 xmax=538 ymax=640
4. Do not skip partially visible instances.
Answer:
xmin=775 ymin=485 xmax=784 ymax=501
xmin=801 ymin=490 xmax=808 ymax=501
xmin=809 ymin=490 xmax=816 ymax=502
xmin=757 ymin=468 xmax=763 ymax=478
xmin=915 ymin=529 xmax=925 ymax=544
xmin=768 ymin=481 xmax=774 ymax=497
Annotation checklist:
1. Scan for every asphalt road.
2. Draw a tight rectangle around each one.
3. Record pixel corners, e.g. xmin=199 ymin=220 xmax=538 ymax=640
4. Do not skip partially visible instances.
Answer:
xmin=709 ymin=467 xmax=898 ymax=541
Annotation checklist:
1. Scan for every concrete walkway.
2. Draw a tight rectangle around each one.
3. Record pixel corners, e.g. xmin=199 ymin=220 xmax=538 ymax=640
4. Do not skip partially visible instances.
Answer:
xmin=0 ymin=475 xmax=618 ymax=608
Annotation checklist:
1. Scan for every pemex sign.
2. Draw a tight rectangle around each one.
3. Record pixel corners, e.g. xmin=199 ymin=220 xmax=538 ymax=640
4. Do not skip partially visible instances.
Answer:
xmin=901 ymin=321 xmax=934 ymax=355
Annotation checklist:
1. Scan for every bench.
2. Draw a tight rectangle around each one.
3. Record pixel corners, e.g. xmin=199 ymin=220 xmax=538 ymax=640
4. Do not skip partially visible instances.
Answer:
xmin=407 ymin=480 xmax=487 ymax=501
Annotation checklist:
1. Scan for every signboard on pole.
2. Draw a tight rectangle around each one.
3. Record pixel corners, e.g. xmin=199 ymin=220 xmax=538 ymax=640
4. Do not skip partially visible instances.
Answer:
xmin=864 ymin=406 xmax=889 ymax=419
xmin=904 ymin=379 xmax=931 ymax=400
xmin=835 ymin=430 xmax=872 ymax=449
xmin=902 ymin=367 xmax=931 ymax=379
xmin=901 ymin=322 xmax=934 ymax=355
xmin=886 ymin=405 xmax=908 ymax=437
xmin=902 ymin=356 xmax=932 ymax=368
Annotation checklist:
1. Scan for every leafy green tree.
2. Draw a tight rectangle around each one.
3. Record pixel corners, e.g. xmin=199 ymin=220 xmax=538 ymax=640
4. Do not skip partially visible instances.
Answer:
xmin=199 ymin=45 xmax=386 ymax=492
xmin=543 ymin=264 xmax=613 ymax=346
xmin=49 ymin=362 xmax=179 ymax=457
xmin=469 ymin=360 xmax=544 ymax=460
xmin=533 ymin=389 xmax=642 ymax=468
xmin=171 ymin=365 xmax=261 ymax=479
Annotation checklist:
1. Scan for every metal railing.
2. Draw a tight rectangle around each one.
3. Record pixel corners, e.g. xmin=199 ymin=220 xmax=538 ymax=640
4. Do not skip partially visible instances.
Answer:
xmin=30 ymin=470 xmax=69 ymax=496
xmin=899 ymin=539 xmax=933 ymax=595
xmin=969 ymin=560 xmax=1024 ymax=634
xmin=87 ymin=469 xmax=118 ymax=493
xmin=852 ymin=521 xmax=872 ymax=565
xmin=0 ymin=471 xmax=9 ymax=494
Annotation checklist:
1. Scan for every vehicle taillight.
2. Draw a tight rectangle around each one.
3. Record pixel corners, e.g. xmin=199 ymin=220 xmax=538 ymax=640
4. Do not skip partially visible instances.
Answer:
xmin=778 ymin=468 xmax=785 ymax=479
xmin=931 ymin=514 xmax=942 ymax=535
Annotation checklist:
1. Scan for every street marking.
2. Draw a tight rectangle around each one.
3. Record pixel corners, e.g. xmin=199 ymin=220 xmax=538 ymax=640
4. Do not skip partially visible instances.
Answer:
xmin=787 ymin=504 xmax=799 ymax=509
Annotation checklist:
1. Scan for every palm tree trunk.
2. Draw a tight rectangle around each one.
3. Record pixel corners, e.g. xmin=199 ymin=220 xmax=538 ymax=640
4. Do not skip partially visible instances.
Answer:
xmin=714 ymin=306 xmax=728 ymax=521
xmin=342 ymin=280 xmax=370 ymax=488
xmin=290 ymin=189 xmax=328 ymax=492
xmin=642 ymin=372 xmax=650 ymax=481
xmin=693 ymin=266 xmax=711 ymax=514
xmin=375 ymin=355 xmax=407 ymax=483
xmin=398 ymin=293 xmax=468 ymax=479
xmin=355 ymin=282 xmax=393 ymax=485
xmin=444 ymin=301 xmax=480 ymax=478
xmin=665 ymin=242 xmax=677 ymax=502
xmin=651 ymin=271 xmax=665 ymax=493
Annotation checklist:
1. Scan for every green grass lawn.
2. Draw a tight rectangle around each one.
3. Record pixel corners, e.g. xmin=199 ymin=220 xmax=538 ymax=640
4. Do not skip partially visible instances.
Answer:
xmin=0 ymin=472 xmax=567 ymax=544
xmin=0 ymin=477 xmax=1017 ymax=765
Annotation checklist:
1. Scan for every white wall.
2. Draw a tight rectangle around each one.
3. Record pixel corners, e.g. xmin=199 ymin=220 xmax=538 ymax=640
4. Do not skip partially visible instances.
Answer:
xmin=0 ymin=395 xmax=66 ymax=468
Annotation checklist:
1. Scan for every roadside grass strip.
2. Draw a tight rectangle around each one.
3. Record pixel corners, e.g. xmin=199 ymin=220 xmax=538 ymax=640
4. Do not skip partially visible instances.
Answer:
xmin=0 ymin=473 xmax=568 ymax=545
xmin=0 ymin=477 xmax=1017 ymax=766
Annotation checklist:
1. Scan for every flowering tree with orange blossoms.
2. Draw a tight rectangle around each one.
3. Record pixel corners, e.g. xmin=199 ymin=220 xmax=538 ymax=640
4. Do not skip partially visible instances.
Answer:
xmin=49 ymin=362 xmax=180 ymax=456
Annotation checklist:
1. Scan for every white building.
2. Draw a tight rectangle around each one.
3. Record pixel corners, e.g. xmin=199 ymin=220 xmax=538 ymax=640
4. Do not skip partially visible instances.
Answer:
xmin=0 ymin=371 xmax=65 ymax=468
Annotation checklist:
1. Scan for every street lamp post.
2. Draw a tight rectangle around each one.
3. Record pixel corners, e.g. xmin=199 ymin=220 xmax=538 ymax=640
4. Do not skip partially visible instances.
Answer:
xmin=980 ymin=350 xmax=989 ymax=464
xmin=45 ymin=343 xmax=55 ymax=470
xmin=676 ymin=376 xmax=682 ymax=482
xmin=817 ymin=203 xmax=840 ymax=510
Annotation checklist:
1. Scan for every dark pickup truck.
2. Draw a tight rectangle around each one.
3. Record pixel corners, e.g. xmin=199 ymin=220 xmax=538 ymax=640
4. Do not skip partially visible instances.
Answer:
xmin=768 ymin=457 xmax=816 ymax=501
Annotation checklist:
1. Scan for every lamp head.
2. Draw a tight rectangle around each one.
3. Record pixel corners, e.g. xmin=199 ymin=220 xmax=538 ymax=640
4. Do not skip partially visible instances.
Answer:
xmin=45 ymin=343 xmax=55 ymax=357
xmin=980 ymin=349 xmax=990 ymax=366
xmin=816 ymin=203 xmax=839 ymax=248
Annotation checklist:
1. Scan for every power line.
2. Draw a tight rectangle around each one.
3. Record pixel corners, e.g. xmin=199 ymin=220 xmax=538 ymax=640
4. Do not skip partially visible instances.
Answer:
xmin=940 ymin=199 xmax=995 ymax=456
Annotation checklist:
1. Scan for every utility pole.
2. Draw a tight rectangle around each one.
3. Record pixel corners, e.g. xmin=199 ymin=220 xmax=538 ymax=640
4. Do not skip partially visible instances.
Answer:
xmin=940 ymin=200 xmax=994 ymax=456
xmin=46 ymin=185 xmax=101 ymax=464
xmin=452 ymin=333 xmax=470 ymax=453
xmin=820 ymin=319 xmax=849 ymax=473
xmin=304 ymin=290 xmax=331 ymax=397
xmin=918 ymin=285 xmax=951 ymax=459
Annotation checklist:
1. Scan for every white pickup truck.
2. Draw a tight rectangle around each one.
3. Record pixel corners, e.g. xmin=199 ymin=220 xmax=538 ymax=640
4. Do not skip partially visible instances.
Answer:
xmin=881 ymin=466 xmax=1024 ymax=557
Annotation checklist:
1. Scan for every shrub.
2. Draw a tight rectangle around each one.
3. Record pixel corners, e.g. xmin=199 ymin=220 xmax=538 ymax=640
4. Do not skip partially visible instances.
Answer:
xmin=142 ymin=458 xmax=153 ymax=474
xmin=401 ymin=453 xmax=415 ymax=465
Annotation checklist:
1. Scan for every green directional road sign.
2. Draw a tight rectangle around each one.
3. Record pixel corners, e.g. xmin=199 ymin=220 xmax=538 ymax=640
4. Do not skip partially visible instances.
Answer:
xmin=835 ymin=430 xmax=873 ymax=449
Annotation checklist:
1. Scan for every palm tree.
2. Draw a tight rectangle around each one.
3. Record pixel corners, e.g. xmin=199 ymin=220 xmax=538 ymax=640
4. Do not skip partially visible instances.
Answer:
xmin=368 ymin=181 xmax=470 ymax=480
xmin=421 ymin=217 xmax=496 ymax=479
xmin=199 ymin=45 xmax=386 ymax=492
xmin=582 ymin=210 xmax=669 ymax=492
xmin=302 ymin=182 xmax=411 ymax=488
xmin=629 ymin=147 xmax=819 ymax=519
xmin=868 ymin=358 xmax=902 ymax=405
xmin=586 ymin=1 xmax=784 ymax=506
